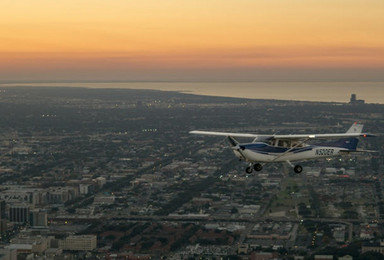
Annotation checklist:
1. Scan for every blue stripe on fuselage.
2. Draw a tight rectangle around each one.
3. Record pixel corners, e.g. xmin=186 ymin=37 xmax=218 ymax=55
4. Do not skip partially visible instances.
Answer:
xmin=292 ymin=147 xmax=313 ymax=153
xmin=240 ymin=142 xmax=313 ymax=154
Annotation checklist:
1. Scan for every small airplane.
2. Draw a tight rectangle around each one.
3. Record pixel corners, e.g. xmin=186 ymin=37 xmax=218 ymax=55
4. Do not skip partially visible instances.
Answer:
xmin=190 ymin=123 xmax=375 ymax=174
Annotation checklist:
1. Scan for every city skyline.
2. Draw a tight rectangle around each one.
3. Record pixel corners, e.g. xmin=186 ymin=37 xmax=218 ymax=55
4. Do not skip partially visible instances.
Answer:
xmin=1 ymin=0 xmax=384 ymax=82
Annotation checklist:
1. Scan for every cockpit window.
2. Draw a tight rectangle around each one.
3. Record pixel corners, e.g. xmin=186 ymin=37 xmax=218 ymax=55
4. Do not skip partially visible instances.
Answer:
xmin=274 ymin=139 xmax=305 ymax=148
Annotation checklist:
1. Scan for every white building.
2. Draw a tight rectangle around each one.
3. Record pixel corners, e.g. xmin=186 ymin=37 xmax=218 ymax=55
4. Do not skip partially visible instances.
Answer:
xmin=8 ymin=236 xmax=51 ymax=254
xmin=93 ymin=195 xmax=115 ymax=205
xmin=94 ymin=177 xmax=106 ymax=187
xmin=59 ymin=235 xmax=97 ymax=251
xmin=79 ymin=184 xmax=90 ymax=195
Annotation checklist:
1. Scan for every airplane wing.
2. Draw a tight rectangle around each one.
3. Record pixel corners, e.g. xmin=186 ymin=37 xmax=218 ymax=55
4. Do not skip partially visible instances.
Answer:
xmin=273 ymin=123 xmax=376 ymax=139
xmin=272 ymin=133 xmax=376 ymax=139
xmin=189 ymin=131 xmax=375 ymax=139
xmin=190 ymin=125 xmax=375 ymax=140
xmin=189 ymin=130 xmax=265 ymax=138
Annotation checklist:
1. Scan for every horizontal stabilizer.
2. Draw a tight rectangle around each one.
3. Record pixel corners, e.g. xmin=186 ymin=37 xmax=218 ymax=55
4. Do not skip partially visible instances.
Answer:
xmin=339 ymin=149 xmax=378 ymax=154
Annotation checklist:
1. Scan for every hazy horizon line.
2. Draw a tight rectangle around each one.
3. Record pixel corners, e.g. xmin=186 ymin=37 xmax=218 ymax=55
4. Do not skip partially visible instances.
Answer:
xmin=2 ymin=79 xmax=384 ymax=84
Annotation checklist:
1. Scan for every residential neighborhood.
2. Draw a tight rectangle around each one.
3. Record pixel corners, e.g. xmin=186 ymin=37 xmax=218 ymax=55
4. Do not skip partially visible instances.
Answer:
xmin=0 ymin=87 xmax=383 ymax=259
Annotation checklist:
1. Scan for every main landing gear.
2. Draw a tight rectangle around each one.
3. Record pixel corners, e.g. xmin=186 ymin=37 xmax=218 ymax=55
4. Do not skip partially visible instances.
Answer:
xmin=286 ymin=160 xmax=303 ymax=174
xmin=294 ymin=165 xmax=303 ymax=173
xmin=245 ymin=162 xmax=303 ymax=174
xmin=245 ymin=163 xmax=263 ymax=174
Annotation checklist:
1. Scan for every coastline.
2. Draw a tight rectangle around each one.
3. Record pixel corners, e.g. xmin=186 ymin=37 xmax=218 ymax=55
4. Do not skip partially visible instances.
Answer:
xmin=0 ymin=81 xmax=383 ymax=104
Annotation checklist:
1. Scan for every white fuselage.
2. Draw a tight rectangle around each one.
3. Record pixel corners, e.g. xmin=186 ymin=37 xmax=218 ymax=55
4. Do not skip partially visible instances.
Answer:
xmin=233 ymin=143 xmax=347 ymax=163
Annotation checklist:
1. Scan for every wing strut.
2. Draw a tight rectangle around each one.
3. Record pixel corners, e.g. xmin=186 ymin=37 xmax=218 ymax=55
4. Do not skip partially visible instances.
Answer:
xmin=285 ymin=160 xmax=294 ymax=168
xmin=227 ymin=137 xmax=248 ymax=161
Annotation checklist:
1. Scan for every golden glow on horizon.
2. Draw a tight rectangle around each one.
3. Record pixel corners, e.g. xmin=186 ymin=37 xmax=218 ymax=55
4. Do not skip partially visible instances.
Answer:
xmin=1 ymin=0 xmax=384 ymax=80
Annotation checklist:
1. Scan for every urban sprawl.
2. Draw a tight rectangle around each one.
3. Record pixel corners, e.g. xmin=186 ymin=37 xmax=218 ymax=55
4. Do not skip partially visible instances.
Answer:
xmin=0 ymin=87 xmax=383 ymax=260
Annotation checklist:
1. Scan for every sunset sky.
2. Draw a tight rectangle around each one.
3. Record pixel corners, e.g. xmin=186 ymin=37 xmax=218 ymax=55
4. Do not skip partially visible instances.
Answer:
xmin=1 ymin=0 xmax=384 ymax=82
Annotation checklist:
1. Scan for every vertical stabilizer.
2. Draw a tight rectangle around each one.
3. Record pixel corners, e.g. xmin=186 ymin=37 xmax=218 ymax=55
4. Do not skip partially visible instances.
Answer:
xmin=346 ymin=123 xmax=363 ymax=134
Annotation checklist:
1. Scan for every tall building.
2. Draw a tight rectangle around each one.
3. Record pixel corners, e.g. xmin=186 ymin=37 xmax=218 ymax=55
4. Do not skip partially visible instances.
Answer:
xmin=349 ymin=94 xmax=365 ymax=104
xmin=9 ymin=204 xmax=30 ymax=223
xmin=0 ymin=219 xmax=8 ymax=233
xmin=0 ymin=200 xmax=6 ymax=219
xmin=29 ymin=209 xmax=48 ymax=227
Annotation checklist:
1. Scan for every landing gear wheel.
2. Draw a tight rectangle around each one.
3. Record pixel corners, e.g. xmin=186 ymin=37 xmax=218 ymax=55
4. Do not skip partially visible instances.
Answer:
xmin=253 ymin=163 xmax=263 ymax=171
xmin=245 ymin=166 xmax=253 ymax=174
xmin=294 ymin=165 xmax=303 ymax=173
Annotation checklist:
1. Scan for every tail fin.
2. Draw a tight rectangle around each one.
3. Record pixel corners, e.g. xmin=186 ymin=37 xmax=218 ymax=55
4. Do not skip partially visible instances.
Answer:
xmin=346 ymin=123 xmax=363 ymax=134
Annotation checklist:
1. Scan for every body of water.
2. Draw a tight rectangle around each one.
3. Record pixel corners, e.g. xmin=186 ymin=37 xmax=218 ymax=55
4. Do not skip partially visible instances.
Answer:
xmin=1 ymin=81 xmax=383 ymax=104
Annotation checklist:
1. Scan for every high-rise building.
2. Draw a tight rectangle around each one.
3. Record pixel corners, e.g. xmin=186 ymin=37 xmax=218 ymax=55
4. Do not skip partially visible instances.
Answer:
xmin=9 ymin=204 xmax=30 ymax=223
xmin=29 ymin=209 xmax=48 ymax=227
xmin=0 ymin=219 xmax=8 ymax=233
xmin=349 ymin=94 xmax=365 ymax=104
xmin=0 ymin=200 xmax=6 ymax=219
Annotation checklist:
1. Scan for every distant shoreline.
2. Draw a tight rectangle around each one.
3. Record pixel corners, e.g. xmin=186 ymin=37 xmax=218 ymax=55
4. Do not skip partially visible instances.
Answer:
xmin=1 ymin=81 xmax=383 ymax=104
